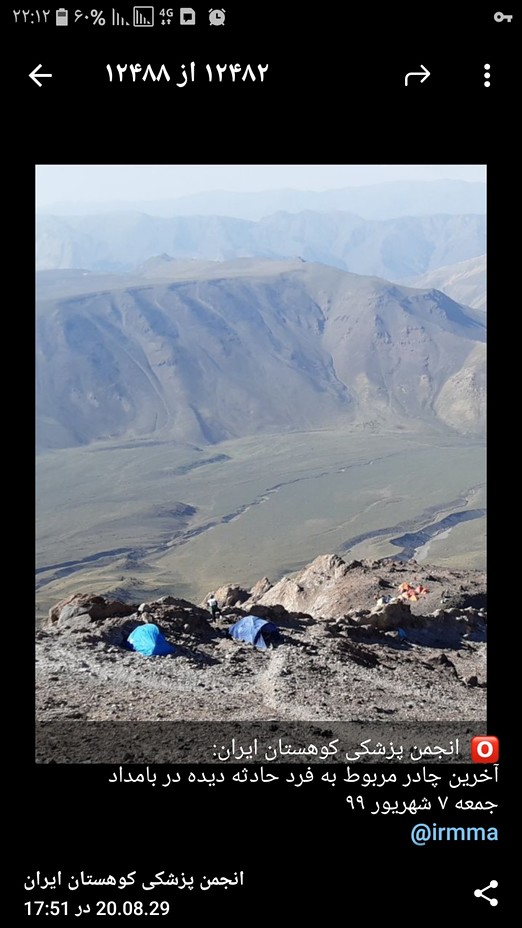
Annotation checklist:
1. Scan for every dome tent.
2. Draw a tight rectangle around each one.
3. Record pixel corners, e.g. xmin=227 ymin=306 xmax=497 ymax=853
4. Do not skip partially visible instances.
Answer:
xmin=127 ymin=623 xmax=176 ymax=657
xmin=228 ymin=615 xmax=279 ymax=650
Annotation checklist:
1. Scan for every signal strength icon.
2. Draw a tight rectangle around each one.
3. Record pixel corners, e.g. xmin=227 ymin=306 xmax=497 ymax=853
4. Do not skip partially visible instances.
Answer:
xmin=133 ymin=6 xmax=154 ymax=26
xmin=112 ymin=9 xmax=130 ymax=25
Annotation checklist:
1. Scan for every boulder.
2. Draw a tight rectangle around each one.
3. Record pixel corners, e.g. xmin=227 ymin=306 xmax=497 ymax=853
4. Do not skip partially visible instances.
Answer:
xmin=367 ymin=600 xmax=413 ymax=629
xmin=202 ymin=584 xmax=249 ymax=609
xmin=244 ymin=603 xmax=287 ymax=619
xmin=48 ymin=593 xmax=135 ymax=628
xmin=151 ymin=603 xmax=211 ymax=635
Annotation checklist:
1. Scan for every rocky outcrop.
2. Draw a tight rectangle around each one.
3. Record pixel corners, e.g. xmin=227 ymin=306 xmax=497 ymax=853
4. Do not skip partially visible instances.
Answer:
xmin=46 ymin=558 xmax=486 ymax=648
xmin=100 ymin=600 xmax=212 ymax=646
xmin=248 ymin=577 xmax=273 ymax=600
xmin=201 ymin=584 xmax=250 ymax=609
xmin=144 ymin=600 xmax=211 ymax=635
xmin=38 ymin=555 xmax=487 ymax=731
xmin=242 ymin=554 xmax=486 ymax=623
xmin=367 ymin=600 xmax=413 ymax=629
xmin=47 ymin=593 xmax=135 ymax=628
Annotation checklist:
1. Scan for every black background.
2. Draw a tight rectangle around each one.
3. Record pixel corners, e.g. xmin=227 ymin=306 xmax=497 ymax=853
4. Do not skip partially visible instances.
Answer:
xmin=10 ymin=2 xmax=514 ymax=917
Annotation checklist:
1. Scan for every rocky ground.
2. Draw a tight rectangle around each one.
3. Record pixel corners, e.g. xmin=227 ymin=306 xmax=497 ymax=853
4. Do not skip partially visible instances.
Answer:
xmin=36 ymin=555 xmax=486 ymax=725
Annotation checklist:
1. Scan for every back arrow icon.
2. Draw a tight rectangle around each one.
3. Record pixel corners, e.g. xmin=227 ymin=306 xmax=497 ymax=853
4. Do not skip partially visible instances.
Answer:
xmin=404 ymin=64 xmax=430 ymax=86
xmin=29 ymin=64 xmax=52 ymax=87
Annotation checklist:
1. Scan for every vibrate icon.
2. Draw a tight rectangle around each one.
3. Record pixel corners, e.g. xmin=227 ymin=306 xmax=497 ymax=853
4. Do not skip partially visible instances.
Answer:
xmin=474 ymin=880 xmax=498 ymax=906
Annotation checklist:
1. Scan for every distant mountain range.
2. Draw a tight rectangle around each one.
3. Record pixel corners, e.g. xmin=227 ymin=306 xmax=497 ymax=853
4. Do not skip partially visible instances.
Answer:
xmin=37 ymin=210 xmax=486 ymax=281
xmin=38 ymin=179 xmax=485 ymax=221
xmin=36 ymin=259 xmax=486 ymax=451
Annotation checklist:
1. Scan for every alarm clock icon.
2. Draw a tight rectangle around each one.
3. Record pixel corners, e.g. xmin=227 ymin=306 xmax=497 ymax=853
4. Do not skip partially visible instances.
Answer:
xmin=209 ymin=8 xmax=226 ymax=25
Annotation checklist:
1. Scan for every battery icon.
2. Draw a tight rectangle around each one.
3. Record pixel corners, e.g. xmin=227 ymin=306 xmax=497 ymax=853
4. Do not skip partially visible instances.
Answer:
xmin=56 ymin=8 xmax=69 ymax=25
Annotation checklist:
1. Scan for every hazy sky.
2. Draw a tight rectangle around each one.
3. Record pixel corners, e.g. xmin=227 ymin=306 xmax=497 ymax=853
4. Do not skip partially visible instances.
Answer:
xmin=36 ymin=164 xmax=485 ymax=206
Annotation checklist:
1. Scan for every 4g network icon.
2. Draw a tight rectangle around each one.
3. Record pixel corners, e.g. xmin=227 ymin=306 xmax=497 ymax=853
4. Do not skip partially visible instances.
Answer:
xmin=471 ymin=736 xmax=499 ymax=763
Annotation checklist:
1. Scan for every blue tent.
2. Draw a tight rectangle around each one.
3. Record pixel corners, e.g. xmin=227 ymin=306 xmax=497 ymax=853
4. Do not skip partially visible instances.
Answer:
xmin=127 ymin=623 xmax=176 ymax=657
xmin=228 ymin=615 xmax=279 ymax=650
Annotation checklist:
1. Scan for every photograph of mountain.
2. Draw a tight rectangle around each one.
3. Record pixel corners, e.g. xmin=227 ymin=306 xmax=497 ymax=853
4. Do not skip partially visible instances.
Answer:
xmin=35 ymin=165 xmax=486 ymax=739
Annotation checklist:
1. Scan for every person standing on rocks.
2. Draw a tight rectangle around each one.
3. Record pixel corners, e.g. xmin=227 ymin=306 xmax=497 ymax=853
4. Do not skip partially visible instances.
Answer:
xmin=207 ymin=594 xmax=220 ymax=620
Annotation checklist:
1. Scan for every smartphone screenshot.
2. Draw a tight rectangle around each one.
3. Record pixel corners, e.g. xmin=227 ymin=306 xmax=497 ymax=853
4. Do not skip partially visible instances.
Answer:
xmin=13 ymin=2 xmax=513 ymax=917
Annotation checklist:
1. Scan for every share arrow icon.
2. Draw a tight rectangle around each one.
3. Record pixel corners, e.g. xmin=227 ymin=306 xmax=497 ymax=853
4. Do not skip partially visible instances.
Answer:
xmin=404 ymin=64 xmax=430 ymax=86
xmin=29 ymin=64 xmax=53 ymax=87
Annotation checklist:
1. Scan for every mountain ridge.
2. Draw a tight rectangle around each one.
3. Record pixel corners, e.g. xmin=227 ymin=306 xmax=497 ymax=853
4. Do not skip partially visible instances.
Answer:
xmin=407 ymin=256 xmax=486 ymax=312
xmin=37 ymin=261 xmax=486 ymax=451
xmin=38 ymin=179 xmax=486 ymax=221
xmin=37 ymin=209 xmax=486 ymax=281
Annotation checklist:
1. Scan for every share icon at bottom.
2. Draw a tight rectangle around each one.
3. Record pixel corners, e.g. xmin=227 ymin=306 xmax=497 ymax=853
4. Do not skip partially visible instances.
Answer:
xmin=474 ymin=880 xmax=498 ymax=906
